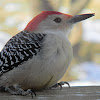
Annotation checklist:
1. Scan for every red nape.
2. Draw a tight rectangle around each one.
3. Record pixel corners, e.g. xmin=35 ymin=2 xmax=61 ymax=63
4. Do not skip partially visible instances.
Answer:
xmin=24 ymin=11 xmax=72 ymax=32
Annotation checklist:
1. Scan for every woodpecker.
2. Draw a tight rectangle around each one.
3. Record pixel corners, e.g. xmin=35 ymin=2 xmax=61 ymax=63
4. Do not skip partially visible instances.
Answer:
xmin=0 ymin=11 xmax=94 ymax=96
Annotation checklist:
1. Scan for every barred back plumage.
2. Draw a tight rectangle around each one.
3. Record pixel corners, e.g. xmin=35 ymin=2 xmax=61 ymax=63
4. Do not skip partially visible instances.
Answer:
xmin=0 ymin=31 xmax=46 ymax=76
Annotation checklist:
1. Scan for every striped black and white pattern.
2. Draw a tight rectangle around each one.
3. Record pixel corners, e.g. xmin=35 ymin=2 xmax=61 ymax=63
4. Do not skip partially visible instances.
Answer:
xmin=0 ymin=31 xmax=46 ymax=76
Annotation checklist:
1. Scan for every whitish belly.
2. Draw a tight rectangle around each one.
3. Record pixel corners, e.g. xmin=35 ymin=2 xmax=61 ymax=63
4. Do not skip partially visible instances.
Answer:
xmin=0 ymin=38 xmax=73 ymax=90
xmin=22 ymin=41 xmax=73 ymax=90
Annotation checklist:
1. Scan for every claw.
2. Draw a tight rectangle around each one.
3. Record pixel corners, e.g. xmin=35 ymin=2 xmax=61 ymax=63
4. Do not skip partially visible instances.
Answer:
xmin=26 ymin=89 xmax=36 ymax=98
xmin=51 ymin=81 xmax=70 ymax=89
xmin=3 ymin=86 xmax=36 ymax=98
xmin=64 ymin=82 xmax=70 ymax=88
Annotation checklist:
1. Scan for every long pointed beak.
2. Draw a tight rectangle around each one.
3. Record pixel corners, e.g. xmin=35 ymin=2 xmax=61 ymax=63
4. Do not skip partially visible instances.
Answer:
xmin=67 ymin=13 xmax=95 ymax=23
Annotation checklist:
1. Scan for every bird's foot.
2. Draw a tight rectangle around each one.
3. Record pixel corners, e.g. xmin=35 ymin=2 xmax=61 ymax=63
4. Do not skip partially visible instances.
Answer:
xmin=4 ymin=86 xmax=36 ymax=98
xmin=51 ymin=81 xmax=70 ymax=90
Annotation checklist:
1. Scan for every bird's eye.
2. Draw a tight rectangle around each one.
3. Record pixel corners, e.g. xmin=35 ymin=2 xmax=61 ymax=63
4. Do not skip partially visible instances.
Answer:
xmin=53 ymin=17 xmax=62 ymax=23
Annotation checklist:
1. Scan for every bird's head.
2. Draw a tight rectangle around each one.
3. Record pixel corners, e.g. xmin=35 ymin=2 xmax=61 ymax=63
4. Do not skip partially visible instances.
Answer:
xmin=24 ymin=11 xmax=94 ymax=35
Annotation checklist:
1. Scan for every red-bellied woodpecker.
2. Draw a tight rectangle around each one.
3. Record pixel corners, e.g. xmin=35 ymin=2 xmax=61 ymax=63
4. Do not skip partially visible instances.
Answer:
xmin=0 ymin=11 xmax=94 ymax=96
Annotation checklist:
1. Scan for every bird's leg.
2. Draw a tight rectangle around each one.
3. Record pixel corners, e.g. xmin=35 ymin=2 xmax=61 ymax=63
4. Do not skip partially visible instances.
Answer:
xmin=5 ymin=86 xmax=18 ymax=95
xmin=5 ymin=85 xmax=36 ymax=98
xmin=51 ymin=81 xmax=70 ymax=90
xmin=13 ymin=85 xmax=36 ymax=98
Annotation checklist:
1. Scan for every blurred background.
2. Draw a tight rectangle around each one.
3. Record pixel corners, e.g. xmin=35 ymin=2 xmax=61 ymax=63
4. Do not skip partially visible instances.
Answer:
xmin=0 ymin=0 xmax=100 ymax=86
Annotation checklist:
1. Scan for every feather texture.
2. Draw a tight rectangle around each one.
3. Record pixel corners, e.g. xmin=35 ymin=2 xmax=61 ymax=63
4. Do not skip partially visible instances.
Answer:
xmin=0 ymin=31 xmax=46 ymax=76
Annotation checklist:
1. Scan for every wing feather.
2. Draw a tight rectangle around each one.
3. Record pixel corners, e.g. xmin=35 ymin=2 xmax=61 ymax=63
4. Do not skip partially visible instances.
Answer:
xmin=0 ymin=31 xmax=46 ymax=75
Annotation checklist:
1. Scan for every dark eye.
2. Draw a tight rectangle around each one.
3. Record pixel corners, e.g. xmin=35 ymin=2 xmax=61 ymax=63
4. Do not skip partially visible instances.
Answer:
xmin=53 ymin=17 xmax=62 ymax=23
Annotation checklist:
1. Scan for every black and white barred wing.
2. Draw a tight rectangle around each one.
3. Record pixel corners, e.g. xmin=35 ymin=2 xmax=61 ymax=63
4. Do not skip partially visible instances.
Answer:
xmin=0 ymin=31 xmax=46 ymax=75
